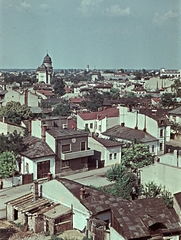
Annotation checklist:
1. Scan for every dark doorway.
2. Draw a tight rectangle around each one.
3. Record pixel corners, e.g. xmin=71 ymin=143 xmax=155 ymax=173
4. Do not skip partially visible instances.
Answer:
xmin=14 ymin=209 xmax=18 ymax=220
xmin=37 ymin=160 xmax=50 ymax=179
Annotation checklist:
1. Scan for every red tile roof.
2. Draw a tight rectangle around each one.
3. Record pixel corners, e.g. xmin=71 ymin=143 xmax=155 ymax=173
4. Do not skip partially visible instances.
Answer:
xmin=37 ymin=90 xmax=55 ymax=96
xmin=69 ymin=97 xmax=85 ymax=104
xmin=78 ymin=107 xmax=119 ymax=120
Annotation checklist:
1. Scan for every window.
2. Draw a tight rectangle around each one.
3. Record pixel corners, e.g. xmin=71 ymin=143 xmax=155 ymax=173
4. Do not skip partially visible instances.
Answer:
xmin=85 ymin=123 xmax=88 ymax=128
xmin=109 ymin=154 xmax=112 ymax=160
xmin=160 ymin=129 xmax=163 ymax=138
xmin=160 ymin=143 xmax=163 ymax=151
xmin=62 ymin=160 xmax=70 ymax=168
xmin=114 ymin=153 xmax=117 ymax=159
xmin=90 ymin=123 xmax=93 ymax=129
xmin=99 ymin=125 xmax=101 ymax=131
xmin=26 ymin=162 xmax=29 ymax=173
xmin=62 ymin=144 xmax=71 ymax=153
xmin=81 ymin=142 xmax=86 ymax=151
xmin=152 ymin=145 xmax=154 ymax=152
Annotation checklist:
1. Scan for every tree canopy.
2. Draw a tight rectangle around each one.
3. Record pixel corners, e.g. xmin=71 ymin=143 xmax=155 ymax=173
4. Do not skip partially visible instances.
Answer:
xmin=0 ymin=101 xmax=32 ymax=125
xmin=0 ymin=151 xmax=17 ymax=178
xmin=121 ymin=144 xmax=154 ymax=169
xmin=0 ymin=130 xmax=26 ymax=156
xmin=160 ymin=93 xmax=177 ymax=109
xmin=81 ymin=89 xmax=104 ymax=111
xmin=53 ymin=78 xmax=65 ymax=96
xmin=52 ymin=102 xmax=71 ymax=116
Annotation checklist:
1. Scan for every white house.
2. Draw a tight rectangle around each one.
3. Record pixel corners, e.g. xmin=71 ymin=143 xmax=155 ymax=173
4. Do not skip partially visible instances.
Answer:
xmin=77 ymin=107 xmax=119 ymax=134
xmin=3 ymin=87 xmax=40 ymax=107
xmin=88 ymin=136 xmax=122 ymax=167
xmin=20 ymin=136 xmax=55 ymax=180
xmin=118 ymin=106 xmax=171 ymax=155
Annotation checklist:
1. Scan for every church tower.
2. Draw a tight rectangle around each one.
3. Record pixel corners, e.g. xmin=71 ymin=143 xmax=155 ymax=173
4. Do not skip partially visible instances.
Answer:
xmin=36 ymin=53 xmax=53 ymax=84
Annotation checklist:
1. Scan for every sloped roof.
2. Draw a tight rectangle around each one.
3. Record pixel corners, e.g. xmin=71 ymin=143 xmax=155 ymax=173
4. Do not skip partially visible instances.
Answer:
xmin=102 ymin=125 xmax=157 ymax=143
xmin=21 ymin=136 xmax=54 ymax=159
xmin=168 ymin=106 xmax=181 ymax=115
xmin=58 ymin=178 xmax=181 ymax=239
xmin=78 ymin=107 xmax=119 ymax=120
xmin=47 ymin=127 xmax=88 ymax=139
xmin=92 ymin=136 xmax=123 ymax=148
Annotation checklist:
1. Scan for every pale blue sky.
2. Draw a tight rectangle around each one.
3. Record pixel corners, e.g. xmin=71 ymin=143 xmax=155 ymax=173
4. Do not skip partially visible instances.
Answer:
xmin=0 ymin=0 xmax=180 ymax=69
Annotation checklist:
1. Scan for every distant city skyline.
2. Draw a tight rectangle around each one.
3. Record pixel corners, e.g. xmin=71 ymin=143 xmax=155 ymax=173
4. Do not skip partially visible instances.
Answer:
xmin=0 ymin=0 xmax=180 ymax=70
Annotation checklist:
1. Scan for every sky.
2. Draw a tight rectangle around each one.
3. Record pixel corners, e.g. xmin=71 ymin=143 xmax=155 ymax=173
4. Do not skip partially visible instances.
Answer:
xmin=0 ymin=0 xmax=181 ymax=70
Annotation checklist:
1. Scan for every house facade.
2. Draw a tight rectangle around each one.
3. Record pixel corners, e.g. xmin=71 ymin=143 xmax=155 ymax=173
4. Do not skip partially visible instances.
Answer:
xmin=77 ymin=107 xmax=119 ymax=134
xmin=20 ymin=136 xmax=55 ymax=180
xmin=88 ymin=136 xmax=122 ymax=167
xmin=118 ymin=106 xmax=171 ymax=155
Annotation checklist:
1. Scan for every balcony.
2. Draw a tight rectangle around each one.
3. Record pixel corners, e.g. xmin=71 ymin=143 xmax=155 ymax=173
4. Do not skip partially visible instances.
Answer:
xmin=61 ymin=149 xmax=94 ymax=160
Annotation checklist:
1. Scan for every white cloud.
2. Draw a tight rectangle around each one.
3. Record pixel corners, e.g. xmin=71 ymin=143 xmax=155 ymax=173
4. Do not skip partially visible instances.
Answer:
xmin=21 ymin=1 xmax=31 ymax=9
xmin=39 ymin=4 xmax=48 ymax=9
xmin=153 ymin=10 xmax=179 ymax=25
xmin=105 ymin=5 xmax=130 ymax=16
xmin=78 ymin=0 xmax=103 ymax=15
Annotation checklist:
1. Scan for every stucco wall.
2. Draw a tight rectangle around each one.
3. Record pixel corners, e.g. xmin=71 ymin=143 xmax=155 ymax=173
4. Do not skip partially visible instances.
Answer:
xmin=42 ymin=180 xmax=90 ymax=231
xmin=22 ymin=156 xmax=55 ymax=180
xmin=141 ymin=162 xmax=181 ymax=194
xmin=110 ymin=227 xmax=125 ymax=240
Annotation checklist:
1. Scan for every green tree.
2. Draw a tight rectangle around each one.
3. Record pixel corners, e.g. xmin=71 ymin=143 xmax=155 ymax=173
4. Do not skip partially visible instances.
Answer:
xmin=171 ymin=79 xmax=181 ymax=97
xmin=53 ymin=78 xmax=65 ymax=96
xmin=82 ymin=89 xmax=104 ymax=111
xmin=161 ymin=93 xmax=177 ymax=109
xmin=141 ymin=182 xmax=173 ymax=208
xmin=0 ymin=101 xmax=32 ymax=125
xmin=171 ymin=121 xmax=181 ymax=135
xmin=121 ymin=144 xmax=154 ymax=169
xmin=0 ymin=151 xmax=16 ymax=178
xmin=52 ymin=102 xmax=71 ymax=116
xmin=106 ymin=164 xmax=127 ymax=182
xmin=0 ymin=130 xmax=26 ymax=156
xmin=110 ymin=88 xmax=120 ymax=99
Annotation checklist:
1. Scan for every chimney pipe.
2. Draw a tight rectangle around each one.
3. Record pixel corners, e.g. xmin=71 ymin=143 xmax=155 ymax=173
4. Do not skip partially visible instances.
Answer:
xmin=24 ymin=89 xmax=28 ymax=106
xmin=143 ymin=115 xmax=146 ymax=132
xmin=135 ymin=111 xmax=138 ymax=130
xmin=33 ymin=181 xmax=38 ymax=200
xmin=121 ymin=122 xmax=125 ymax=127
xmin=41 ymin=125 xmax=46 ymax=141
xmin=80 ymin=185 xmax=85 ymax=199
xmin=28 ymin=120 xmax=32 ymax=136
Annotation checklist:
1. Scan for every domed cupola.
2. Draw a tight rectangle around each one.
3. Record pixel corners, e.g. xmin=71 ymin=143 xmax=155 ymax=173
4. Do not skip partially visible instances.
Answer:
xmin=43 ymin=53 xmax=52 ymax=64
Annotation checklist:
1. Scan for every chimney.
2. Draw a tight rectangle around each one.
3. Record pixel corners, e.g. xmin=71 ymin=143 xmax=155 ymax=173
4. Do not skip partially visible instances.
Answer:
xmin=28 ymin=119 xmax=32 ymax=135
xmin=24 ymin=89 xmax=28 ymax=106
xmin=143 ymin=115 xmax=146 ymax=132
xmin=41 ymin=125 xmax=46 ymax=141
xmin=80 ymin=185 xmax=85 ymax=199
xmin=33 ymin=181 xmax=38 ymax=200
xmin=135 ymin=111 xmax=138 ymax=130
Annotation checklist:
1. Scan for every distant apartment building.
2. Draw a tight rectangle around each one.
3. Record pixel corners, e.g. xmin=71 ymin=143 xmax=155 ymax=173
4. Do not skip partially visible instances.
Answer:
xmin=160 ymin=68 xmax=181 ymax=78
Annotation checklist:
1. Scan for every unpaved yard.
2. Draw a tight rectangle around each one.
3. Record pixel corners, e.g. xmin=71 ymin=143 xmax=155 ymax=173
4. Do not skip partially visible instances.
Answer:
xmin=0 ymin=220 xmax=85 ymax=240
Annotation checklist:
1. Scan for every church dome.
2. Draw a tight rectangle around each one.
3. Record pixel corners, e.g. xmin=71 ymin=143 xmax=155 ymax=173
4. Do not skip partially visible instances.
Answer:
xmin=43 ymin=54 xmax=52 ymax=64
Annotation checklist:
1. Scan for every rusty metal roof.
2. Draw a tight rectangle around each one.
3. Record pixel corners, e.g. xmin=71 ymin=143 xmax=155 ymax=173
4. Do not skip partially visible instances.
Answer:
xmin=21 ymin=136 xmax=55 ymax=159
xmin=58 ymin=178 xmax=181 ymax=239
